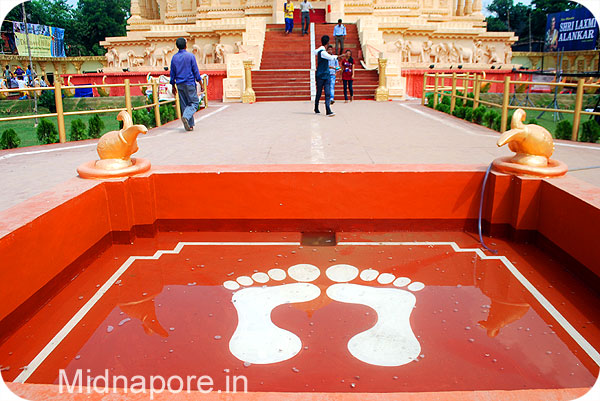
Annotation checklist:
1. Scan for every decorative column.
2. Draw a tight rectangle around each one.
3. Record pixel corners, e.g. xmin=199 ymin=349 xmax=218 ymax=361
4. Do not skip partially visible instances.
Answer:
xmin=472 ymin=0 xmax=482 ymax=16
xmin=456 ymin=0 xmax=464 ymax=16
xmin=130 ymin=0 xmax=142 ymax=20
xmin=375 ymin=56 xmax=389 ymax=102
xmin=242 ymin=60 xmax=255 ymax=103
xmin=464 ymin=0 xmax=473 ymax=15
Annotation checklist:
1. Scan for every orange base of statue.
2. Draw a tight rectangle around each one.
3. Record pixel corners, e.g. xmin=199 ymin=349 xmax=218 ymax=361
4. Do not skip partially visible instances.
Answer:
xmin=492 ymin=156 xmax=568 ymax=178
xmin=77 ymin=157 xmax=151 ymax=179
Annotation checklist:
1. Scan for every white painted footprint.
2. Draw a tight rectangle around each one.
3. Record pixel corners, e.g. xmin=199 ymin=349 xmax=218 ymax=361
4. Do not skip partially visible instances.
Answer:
xmin=326 ymin=265 xmax=425 ymax=367
xmin=223 ymin=264 xmax=321 ymax=364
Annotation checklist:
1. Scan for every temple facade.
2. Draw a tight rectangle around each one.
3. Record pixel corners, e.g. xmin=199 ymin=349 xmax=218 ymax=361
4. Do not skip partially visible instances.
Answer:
xmin=100 ymin=0 xmax=517 ymax=101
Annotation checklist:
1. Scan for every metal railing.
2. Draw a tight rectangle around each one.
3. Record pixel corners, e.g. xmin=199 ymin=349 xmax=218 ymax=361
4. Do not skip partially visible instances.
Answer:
xmin=422 ymin=72 xmax=600 ymax=141
xmin=0 ymin=79 xmax=183 ymax=143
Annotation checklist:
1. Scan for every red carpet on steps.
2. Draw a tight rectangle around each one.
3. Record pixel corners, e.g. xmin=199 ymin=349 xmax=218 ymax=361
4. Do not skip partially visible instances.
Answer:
xmin=254 ymin=23 xmax=378 ymax=101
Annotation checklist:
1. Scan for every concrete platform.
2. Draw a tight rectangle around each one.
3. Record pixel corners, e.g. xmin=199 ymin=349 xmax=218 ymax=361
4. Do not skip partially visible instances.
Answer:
xmin=0 ymin=100 xmax=599 ymax=212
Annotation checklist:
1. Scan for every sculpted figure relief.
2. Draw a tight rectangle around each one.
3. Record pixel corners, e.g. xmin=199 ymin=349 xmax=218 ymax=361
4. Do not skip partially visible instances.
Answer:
xmin=484 ymin=45 xmax=499 ymax=64
xmin=402 ymin=40 xmax=425 ymax=63
xmin=474 ymin=40 xmax=484 ymax=63
xmin=215 ymin=42 xmax=241 ymax=63
xmin=451 ymin=43 xmax=474 ymax=63
xmin=422 ymin=40 xmax=434 ymax=63
xmin=433 ymin=43 xmax=450 ymax=63
xmin=108 ymin=48 xmax=135 ymax=68
xmin=145 ymin=43 xmax=171 ymax=67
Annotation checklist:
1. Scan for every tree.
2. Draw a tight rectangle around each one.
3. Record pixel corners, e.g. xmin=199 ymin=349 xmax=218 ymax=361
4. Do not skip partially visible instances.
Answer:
xmin=530 ymin=0 xmax=579 ymax=42
xmin=75 ymin=0 xmax=130 ymax=56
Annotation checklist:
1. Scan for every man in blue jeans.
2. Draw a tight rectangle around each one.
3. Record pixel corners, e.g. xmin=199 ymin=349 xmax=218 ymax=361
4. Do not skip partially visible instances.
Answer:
xmin=314 ymin=35 xmax=341 ymax=116
xmin=170 ymin=37 xmax=203 ymax=131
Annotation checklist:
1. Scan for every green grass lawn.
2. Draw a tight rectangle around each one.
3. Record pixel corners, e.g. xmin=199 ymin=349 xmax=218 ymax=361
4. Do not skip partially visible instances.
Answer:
xmin=0 ymin=96 xmax=153 ymax=148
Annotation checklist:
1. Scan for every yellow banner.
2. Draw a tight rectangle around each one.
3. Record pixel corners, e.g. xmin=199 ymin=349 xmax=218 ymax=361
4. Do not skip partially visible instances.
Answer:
xmin=14 ymin=32 xmax=52 ymax=57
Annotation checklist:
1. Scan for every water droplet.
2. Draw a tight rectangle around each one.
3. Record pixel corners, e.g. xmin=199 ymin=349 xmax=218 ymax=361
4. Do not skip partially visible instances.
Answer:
xmin=169 ymin=327 xmax=175 ymax=331
xmin=484 ymin=353 xmax=490 ymax=357
xmin=237 ymin=259 xmax=243 ymax=262
xmin=223 ymin=369 xmax=230 ymax=373
xmin=492 ymin=359 xmax=497 ymax=363
xmin=393 ymin=376 xmax=398 ymax=380
xmin=75 ymin=355 xmax=81 ymax=360
xmin=292 ymin=367 xmax=300 ymax=373
xmin=546 ymin=351 xmax=552 ymax=355
xmin=187 ymin=282 xmax=197 ymax=286
xmin=106 ymin=325 xmax=114 ymax=333
xmin=118 ymin=318 xmax=131 ymax=326
xmin=465 ymin=326 xmax=471 ymax=330
xmin=309 ymin=322 xmax=314 ymax=326
xmin=354 ymin=376 xmax=360 ymax=380
xmin=350 ymin=383 xmax=356 ymax=388
xmin=214 ymin=335 xmax=222 ymax=340
xmin=468 ymin=338 xmax=475 ymax=343
xmin=303 ymin=346 xmax=309 ymax=350
xmin=169 ymin=349 xmax=174 ymax=353
xmin=208 ymin=313 xmax=213 ymax=317
xmin=243 ymin=362 xmax=251 ymax=367
xmin=78 ymin=296 xmax=84 ymax=300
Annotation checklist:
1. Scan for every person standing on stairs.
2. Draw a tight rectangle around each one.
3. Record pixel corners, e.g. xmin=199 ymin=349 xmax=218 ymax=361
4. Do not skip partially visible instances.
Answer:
xmin=300 ymin=0 xmax=315 ymax=36
xmin=333 ymin=19 xmax=346 ymax=55
xmin=284 ymin=0 xmax=295 ymax=35
xmin=314 ymin=35 xmax=341 ymax=116
xmin=327 ymin=45 xmax=339 ymax=104
xmin=342 ymin=49 xmax=354 ymax=102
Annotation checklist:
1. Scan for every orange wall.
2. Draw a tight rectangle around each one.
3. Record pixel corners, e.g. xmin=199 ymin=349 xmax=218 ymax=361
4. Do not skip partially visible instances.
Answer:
xmin=1 ymin=165 xmax=599 ymax=325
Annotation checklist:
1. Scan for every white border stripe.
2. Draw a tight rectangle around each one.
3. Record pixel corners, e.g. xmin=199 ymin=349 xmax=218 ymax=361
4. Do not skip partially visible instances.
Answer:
xmin=339 ymin=241 xmax=600 ymax=366
xmin=14 ymin=239 xmax=599 ymax=383
xmin=13 ymin=241 xmax=300 ymax=383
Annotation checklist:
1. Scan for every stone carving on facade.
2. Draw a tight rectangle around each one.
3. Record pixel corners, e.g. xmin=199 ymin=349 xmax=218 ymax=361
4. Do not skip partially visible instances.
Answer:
xmin=451 ymin=43 xmax=474 ymax=63
xmin=145 ymin=44 xmax=172 ymax=67
xmin=402 ymin=40 xmax=425 ymax=63
xmin=422 ymin=39 xmax=433 ymax=63
xmin=484 ymin=45 xmax=499 ymax=64
xmin=474 ymin=40 xmax=484 ymax=63
xmin=215 ymin=42 xmax=241 ymax=64
xmin=108 ymin=48 xmax=136 ymax=68
xmin=432 ymin=43 xmax=450 ymax=63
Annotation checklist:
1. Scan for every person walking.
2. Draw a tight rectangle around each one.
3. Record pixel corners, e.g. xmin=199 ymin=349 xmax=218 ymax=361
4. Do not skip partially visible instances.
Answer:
xmin=284 ymin=0 xmax=294 ymax=35
xmin=341 ymin=49 xmax=354 ymax=102
xmin=333 ymin=19 xmax=346 ymax=55
xmin=314 ymin=35 xmax=340 ymax=116
xmin=3 ymin=65 xmax=11 ymax=88
xmin=170 ymin=37 xmax=203 ymax=132
xmin=26 ymin=64 xmax=35 ymax=86
xmin=300 ymin=0 xmax=314 ymax=35
xmin=327 ymin=45 xmax=339 ymax=104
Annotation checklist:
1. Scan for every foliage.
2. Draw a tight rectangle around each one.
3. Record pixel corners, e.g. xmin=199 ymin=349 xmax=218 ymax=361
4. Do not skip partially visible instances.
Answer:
xmin=0 ymin=129 xmax=21 ymax=149
xmin=526 ymin=118 xmax=539 ymax=125
xmin=160 ymin=104 xmax=176 ymax=124
xmin=472 ymin=106 xmax=487 ymax=124
xmin=452 ymin=106 xmax=467 ymax=119
xmin=464 ymin=107 xmax=474 ymax=122
xmin=441 ymin=94 xmax=451 ymax=106
xmin=69 ymin=118 xmax=87 ymax=141
xmin=555 ymin=119 xmax=573 ymax=140
xmin=580 ymin=119 xmax=600 ymax=143
xmin=132 ymin=109 xmax=154 ymax=129
xmin=87 ymin=114 xmax=105 ymax=139
xmin=465 ymin=92 xmax=474 ymax=108
xmin=5 ymin=0 xmax=130 ymax=56
xmin=36 ymin=119 xmax=58 ymax=144
xmin=484 ymin=0 xmax=579 ymax=44
xmin=38 ymin=90 xmax=56 ymax=113
xmin=435 ymin=103 xmax=451 ymax=114
xmin=425 ymin=93 xmax=434 ymax=108
xmin=483 ymin=109 xmax=501 ymax=129
xmin=454 ymin=91 xmax=465 ymax=108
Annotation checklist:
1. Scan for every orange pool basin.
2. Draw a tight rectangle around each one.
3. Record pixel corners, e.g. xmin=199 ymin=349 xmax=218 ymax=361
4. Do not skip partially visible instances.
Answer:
xmin=0 ymin=165 xmax=598 ymax=400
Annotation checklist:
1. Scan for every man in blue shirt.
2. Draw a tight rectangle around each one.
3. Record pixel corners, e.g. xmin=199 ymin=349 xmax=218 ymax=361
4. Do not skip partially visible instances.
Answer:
xmin=333 ymin=19 xmax=346 ymax=55
xmin=170 ymin=37 xmax=203 ymax=131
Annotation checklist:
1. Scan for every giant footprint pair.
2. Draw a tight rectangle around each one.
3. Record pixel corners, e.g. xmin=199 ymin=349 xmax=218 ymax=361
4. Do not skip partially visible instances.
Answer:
xmin=222 ymin=264 xmax=425 ymax=367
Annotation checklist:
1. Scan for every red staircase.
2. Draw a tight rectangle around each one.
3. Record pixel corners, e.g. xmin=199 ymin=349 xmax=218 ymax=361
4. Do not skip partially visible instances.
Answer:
xmin=253 ymin=22 xmax=378 ymax=101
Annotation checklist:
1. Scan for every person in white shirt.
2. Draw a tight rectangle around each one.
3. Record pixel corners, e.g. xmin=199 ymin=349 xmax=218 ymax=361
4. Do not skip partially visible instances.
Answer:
xmin=299 ymin=0 xmax=315 ymax=36
xmin=314 ymin=35 xmax=342 ymax=116
xmin=333 ymin=19 xmax=346 ymax=55
xmin=327 ymin=45 xmax=339 ymax=104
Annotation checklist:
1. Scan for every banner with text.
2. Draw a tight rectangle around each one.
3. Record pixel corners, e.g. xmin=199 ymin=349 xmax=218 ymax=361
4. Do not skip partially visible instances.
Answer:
xmin=12 ymin=22 xmax=65 ymax=57
xmin=545 ymin=8 xmax=598 ymax=52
